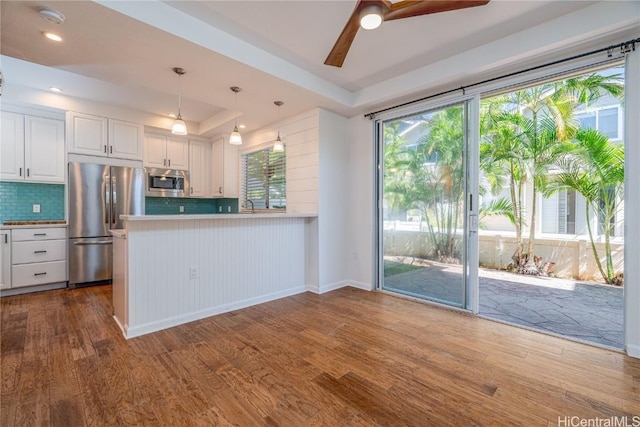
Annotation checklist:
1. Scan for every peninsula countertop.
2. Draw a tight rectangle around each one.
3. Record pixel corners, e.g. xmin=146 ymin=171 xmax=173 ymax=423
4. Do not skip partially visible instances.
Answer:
xmin=120 ymin=213 xmax=317 ymax=221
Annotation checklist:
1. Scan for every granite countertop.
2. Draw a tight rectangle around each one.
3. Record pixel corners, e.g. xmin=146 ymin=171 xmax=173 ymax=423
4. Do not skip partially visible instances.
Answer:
xmin=1 ymin=220 xmax=67 ymax=229
xmin=3 ymin=220 xmax=67 ymax=225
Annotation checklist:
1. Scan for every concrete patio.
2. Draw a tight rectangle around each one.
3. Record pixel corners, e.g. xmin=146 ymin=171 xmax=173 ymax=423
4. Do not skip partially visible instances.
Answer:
xmin=383 ymin=262 xmax=624 ymax=349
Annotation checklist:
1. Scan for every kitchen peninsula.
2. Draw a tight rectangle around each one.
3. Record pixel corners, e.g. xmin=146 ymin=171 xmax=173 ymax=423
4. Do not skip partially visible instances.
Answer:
xmin=112 ymin=213 xmax=318 ymax=338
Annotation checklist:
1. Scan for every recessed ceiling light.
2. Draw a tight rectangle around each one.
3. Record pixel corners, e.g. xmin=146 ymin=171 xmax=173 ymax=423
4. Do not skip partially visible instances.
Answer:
xmin=239 ymin=124 xmax=246 ymax=129
xmin=168 ymin=113 xmax=177 ymax=118
xmin=43 ymin=32 xmax=62 ymax=42
xmin=49 ymin=87 xmax=62 ymax=93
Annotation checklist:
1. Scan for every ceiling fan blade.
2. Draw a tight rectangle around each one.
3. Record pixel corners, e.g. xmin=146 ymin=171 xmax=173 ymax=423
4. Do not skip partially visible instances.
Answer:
xmin=324 ymin=1 xmax=367 ymax=67
xmin=384 ymin=0 xmax=490 ymax=21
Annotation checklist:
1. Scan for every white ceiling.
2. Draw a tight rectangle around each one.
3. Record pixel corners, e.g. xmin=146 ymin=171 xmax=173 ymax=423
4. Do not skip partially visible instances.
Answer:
xmin=0 ymin=0 xmax=634 ymax=138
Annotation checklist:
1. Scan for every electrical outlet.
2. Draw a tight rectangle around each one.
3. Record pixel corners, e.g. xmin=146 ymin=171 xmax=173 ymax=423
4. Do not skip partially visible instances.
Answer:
xmin=227 ymin=206 xmax=231 ymax=213
xmin=33 ymin=204 xmax=40 ymax=213
xmin=353 ymin=252 xmax=358 ymax=262
xmin=189 ymin=267 xmax=199 ymax=279
xmin=179 ymin=206 xmax=184 ymax=213
xmin=218 ymin=206 xmax=222 ymax=213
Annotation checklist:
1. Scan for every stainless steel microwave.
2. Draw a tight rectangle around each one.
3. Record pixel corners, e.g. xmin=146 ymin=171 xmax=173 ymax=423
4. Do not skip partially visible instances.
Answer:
xmin=145 ymin=168 xmax=190 ymax=197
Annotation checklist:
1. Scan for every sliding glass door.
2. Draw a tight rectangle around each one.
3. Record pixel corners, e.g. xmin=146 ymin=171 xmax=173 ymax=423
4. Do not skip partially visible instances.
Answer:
xmin=378 ymin=101 xmax=475 ymax=309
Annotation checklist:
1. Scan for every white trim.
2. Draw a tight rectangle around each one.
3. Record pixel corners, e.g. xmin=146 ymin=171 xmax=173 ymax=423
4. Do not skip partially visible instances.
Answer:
xmin=346 ymin=281 xmax=373 ymax=291
xmin=124 ymin=285 xmax=306 ymax=339
xmin=0 ymin=281 xmax=66 ymax=297
xmin=624 ymin=51 xmax=640 ymax=359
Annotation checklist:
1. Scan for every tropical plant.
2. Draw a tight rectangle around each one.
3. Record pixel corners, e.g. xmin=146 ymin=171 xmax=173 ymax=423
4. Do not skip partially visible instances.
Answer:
xmin=547 ymin=128 xmax=624 ymax=284
xmin=480 ymin=71 xmax=624 ymax=275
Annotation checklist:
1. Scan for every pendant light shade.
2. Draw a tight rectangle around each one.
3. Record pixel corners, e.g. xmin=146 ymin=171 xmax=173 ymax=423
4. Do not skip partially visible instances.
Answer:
xmin=273 ymin=101 xmax=284 ymax=152
xmin=229 ymin=86 xmax=242 ymax=145
xmin=171 ymin=67 xmax=188 ymax=136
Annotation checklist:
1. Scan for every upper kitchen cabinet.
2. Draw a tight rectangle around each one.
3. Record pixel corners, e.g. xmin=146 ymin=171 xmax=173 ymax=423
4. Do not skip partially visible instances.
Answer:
xmin=188 ymin=140 xmax=210 ymax=197
xmin=144 ymin=134 xmax=189 ymax=170
xmin=67 ymin=112 xmax=143 ymax=161
xmin=0 ymin=111 xmax=65 ymax=183
xmin=211 ymin=138 xmax=238 ymax=198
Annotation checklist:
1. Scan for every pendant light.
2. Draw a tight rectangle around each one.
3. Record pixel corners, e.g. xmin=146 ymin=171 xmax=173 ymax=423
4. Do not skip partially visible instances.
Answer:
xmin=273 ymin=101 xmax=284 ymax=152
xmin=171 ymin=67 xmax=187 ymax=136
xmin=229 ymin=86 xmax=242 ymax=145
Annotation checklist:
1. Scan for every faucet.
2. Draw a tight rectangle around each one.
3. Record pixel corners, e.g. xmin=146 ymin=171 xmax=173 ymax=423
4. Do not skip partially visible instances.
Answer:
xmin=246 ymin=199 xmax=255 ymax=214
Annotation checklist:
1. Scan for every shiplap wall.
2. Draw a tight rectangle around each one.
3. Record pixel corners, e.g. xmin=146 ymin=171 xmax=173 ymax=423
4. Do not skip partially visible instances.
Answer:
xmin=124 ymin=217 xmax=311 ymax=337
xmin=242 ymin=110 xmax=319 ymax=214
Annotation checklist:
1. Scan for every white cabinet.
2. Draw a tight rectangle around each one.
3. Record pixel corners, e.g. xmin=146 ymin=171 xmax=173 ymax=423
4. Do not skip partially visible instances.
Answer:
xmin=144 ymin=134 xmax=189 ymax=170
xmin=0 ymin=111 xmax=65 ymax=183
xmin=67 ymin=112 xmax=143 ymax=161
xmin=11 ymin=227 xmax=67 ymax=289
xmin=0 ymin=231 xmax=11 ymax=290
xmin=188 ymin=140 xmax=210 ymax=197
xmin=211 ymin=139 xmax=239 ymax=198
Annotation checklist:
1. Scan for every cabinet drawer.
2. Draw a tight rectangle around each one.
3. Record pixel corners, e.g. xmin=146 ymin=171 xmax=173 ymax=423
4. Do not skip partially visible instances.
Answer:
xmin=12 ymin=260 xmax=66 ymax=288
xmin=12 ymin=239 xmax=66 ymax=264
xmin=12 ymin=227 xmax=66 ymax=241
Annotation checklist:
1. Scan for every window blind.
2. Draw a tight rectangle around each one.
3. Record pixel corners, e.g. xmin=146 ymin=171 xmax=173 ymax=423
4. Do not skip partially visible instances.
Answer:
xmin=241 ymin=147 xmax=286 ymax=210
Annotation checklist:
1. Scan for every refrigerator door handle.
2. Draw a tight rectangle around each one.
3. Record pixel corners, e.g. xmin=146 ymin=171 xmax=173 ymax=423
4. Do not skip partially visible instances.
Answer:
xmin=73 ymin=240 xmax=113 ymax=246
xmin=105 ymin=184 xmax=110 ymax=224
xmin=112 ymin=176 xmax=117 ymax=224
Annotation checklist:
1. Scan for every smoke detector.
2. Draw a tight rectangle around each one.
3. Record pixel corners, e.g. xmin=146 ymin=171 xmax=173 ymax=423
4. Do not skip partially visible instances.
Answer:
xmin=39 ymin=8 xmax=65 ymax=25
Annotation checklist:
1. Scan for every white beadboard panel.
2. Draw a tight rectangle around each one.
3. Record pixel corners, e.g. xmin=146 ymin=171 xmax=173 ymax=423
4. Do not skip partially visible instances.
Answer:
xmin=286 ymin=128 xmax=319 ymax=147
xmin=287 ymin=177 xmax=318 ymax=193
xmin=124 ymin=217 xmax=310 ymax=337
xmin=287 ymin=190 xmax=318 ymax=204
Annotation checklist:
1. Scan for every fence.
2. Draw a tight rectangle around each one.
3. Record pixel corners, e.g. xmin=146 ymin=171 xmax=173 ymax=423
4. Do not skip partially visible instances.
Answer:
xmin=383 ymin=225 xmax=624 ymax=282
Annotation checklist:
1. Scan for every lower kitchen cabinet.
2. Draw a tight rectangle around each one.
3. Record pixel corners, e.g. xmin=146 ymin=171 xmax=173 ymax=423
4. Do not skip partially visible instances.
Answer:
xmin=9 ymin=226 xmax=67 ymax=289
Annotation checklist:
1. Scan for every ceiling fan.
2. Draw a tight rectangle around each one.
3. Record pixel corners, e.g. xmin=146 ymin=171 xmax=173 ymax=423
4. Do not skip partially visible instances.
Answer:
xmin=325 ymin=0 xmax=490 ymax=68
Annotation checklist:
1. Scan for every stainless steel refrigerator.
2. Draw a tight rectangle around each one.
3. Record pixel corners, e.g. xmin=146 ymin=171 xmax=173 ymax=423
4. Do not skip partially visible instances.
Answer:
xmin=68 ymin=162 xmax=145 ymax=287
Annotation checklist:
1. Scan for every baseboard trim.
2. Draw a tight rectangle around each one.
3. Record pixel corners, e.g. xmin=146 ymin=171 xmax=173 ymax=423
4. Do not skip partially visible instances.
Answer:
xmin=0 ymin=281 xmax=67 ymax=297
xmin=626 ymin=343 xmax=640 ymax=359
xmin=125 ymin=285 xmax=307 ymax=339
xmin=306 ymin=280 xmax=373 ymax=295
xmin=345 ymin=281 xmax=372 ymax=291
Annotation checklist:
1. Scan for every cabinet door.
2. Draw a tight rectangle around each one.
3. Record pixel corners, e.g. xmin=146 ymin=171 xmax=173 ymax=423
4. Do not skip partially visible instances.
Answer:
xmin=144 ymin=134 xmax=168 ymax=168
xmin=0 ymin=231 xmax=11 ymax=290
xmin=0 ymin=111 xmax=25 ymax=181
xmin=211 ymin=140 xmax=224 ymax=197
xmin=166 ymin=137 xmax=189 ymax=170
xmin=189 ymin=141 xmax=209 ymax=197
xmin=68 ymin=112 xmax=108 ymax=156
xmin=25 ymin=116 xmax=65 ymax=183
xmin=109 ymin=119 xmax=143 ymax=161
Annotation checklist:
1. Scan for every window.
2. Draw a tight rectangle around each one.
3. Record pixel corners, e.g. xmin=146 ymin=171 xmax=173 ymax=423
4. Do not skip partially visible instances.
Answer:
xmin=576 ymin=106 xmax=620 ymax=139
xmin=241 ymin=147 xmax=286 ymax=211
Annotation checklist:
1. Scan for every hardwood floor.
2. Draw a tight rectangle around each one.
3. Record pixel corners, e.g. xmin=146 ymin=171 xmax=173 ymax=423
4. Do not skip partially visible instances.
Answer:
xmin=1 ymin=285 xmax=639 ymax=426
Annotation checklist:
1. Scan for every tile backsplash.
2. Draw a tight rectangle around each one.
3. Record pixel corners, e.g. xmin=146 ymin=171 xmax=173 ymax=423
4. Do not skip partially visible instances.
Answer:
xmin=145 ymin=197 xmax=238 ymax=215
xmin=0 ymin=181 xmax=65 ymax=223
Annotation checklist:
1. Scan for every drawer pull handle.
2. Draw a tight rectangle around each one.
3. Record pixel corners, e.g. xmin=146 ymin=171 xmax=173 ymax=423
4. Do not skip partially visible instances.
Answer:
xmin=34 ymin=250 xmax=47 ymax=254
xmin=33 ymin=233 xmax=47 ymax=236
xmin=34 ymin=272 xmax=47 ymax=276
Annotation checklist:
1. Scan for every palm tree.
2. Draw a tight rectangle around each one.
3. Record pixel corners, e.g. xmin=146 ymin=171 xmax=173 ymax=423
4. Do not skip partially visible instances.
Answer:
xmin=548 ymin=129 xmax=624 ymax=284
xmin=480 ymin=71 xmax=623 ymax=275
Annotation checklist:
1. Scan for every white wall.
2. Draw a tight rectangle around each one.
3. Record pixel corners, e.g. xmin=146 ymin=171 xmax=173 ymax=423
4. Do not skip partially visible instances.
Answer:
xmin=317 ymin=109 xmax=349 ymax=291
xmin=345 ymin=116 xmax=375 ymax=289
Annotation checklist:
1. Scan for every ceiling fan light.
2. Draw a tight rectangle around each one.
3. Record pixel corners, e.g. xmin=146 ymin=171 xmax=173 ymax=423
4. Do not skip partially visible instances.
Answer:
xmin=229 ymin=126 xmax=243 ymax=145
xmin=359 ymin=4 xmax=383 ymax=30
xmin=171 ymin=116 xmax=187 ymax=135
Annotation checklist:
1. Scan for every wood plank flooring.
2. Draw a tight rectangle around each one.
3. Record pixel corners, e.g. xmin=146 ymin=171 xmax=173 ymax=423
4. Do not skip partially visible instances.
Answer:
xmin=1 ymin=285 xmax=639 ymax=426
